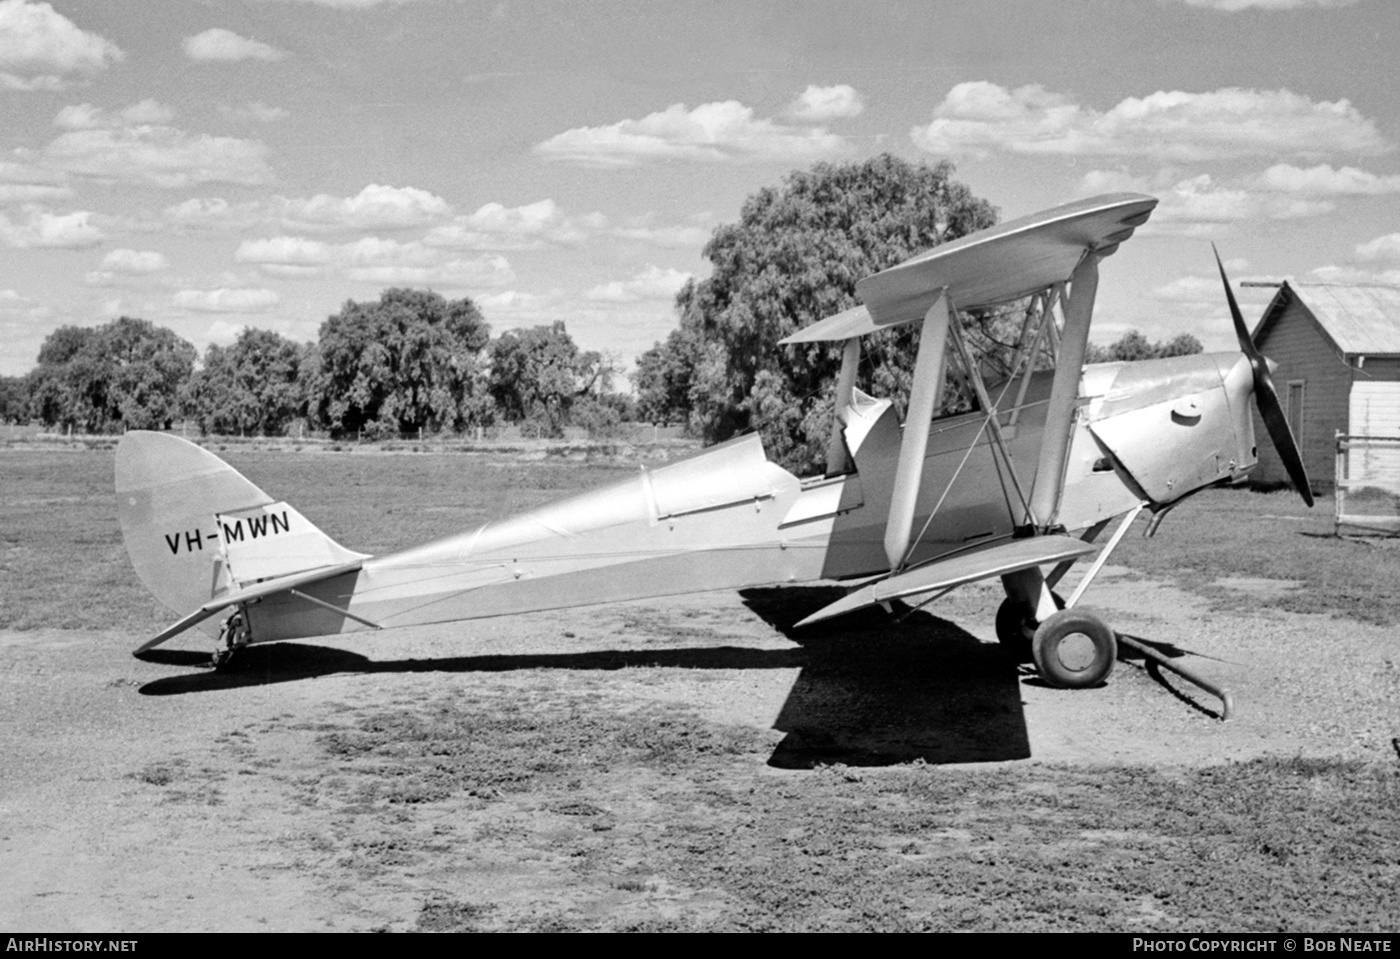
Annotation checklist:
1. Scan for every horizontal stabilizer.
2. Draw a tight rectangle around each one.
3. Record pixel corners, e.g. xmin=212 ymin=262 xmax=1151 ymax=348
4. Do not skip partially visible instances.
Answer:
xmin=795 ymin=535 xmax=1098 ymax=628
xmin=134 ymin=558 xmax=364 ymax=653
xmin=217 ymin=500 xmax=365 ymax=583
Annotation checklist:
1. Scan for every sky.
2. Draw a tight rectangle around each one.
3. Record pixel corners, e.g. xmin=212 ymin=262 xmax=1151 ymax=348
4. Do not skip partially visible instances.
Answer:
xmin=2 ymin=0 xmax=1399 ymax=378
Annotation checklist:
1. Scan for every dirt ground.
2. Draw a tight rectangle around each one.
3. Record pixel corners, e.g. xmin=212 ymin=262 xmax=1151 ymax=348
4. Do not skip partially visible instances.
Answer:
xmin=2 ymin=565 xmax=1397 ymax=932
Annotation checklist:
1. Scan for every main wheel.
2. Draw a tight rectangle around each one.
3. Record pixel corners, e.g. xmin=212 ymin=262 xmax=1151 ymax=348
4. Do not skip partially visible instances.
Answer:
xmin=1031 ymin=608 xmax=1117 ymax=689
xmin=995 ymin=592 xmax=1065 ymax=663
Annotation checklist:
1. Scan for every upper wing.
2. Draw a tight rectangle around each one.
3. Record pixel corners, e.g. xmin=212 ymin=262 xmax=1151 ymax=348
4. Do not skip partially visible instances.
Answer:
xmin=781 ymin=193 xmax=1157 ymax=344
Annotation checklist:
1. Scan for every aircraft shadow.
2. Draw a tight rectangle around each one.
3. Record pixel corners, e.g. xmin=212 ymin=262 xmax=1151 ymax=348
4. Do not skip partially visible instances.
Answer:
xmin=135 ymin=643 xmax=805 ymax=694
xmin=738 ymin=586 xmax=1030 ymax=768
xmin=136 ymin=585 xmax=1033 ymax=768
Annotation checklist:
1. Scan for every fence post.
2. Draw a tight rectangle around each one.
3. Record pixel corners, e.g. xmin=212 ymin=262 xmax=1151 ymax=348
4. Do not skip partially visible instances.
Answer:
xmin=1335 ymin=430 xmax=1344 ymax=536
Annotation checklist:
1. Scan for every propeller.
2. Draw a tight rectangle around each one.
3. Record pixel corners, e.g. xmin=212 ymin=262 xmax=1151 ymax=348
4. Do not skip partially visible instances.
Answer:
xmin=1213 ymin=245 xmax=1314 ymax=507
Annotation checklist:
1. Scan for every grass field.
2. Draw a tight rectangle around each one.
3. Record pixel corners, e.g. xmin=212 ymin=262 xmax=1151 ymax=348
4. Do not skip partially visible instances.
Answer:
xmin=2 ymin=446 xmax=1398 ymax=931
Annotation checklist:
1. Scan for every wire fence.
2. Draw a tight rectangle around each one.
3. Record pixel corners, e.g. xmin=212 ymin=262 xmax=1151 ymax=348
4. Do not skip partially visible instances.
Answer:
xmin=1 ymin=421 xmax=700 ymax=461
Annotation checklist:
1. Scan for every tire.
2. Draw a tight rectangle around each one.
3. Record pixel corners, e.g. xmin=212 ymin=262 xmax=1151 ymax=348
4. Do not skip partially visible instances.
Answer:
xmin=1031 ymin=608 xmax=1117 ymax=689
xmin=995 ymin=592 xmax=1065 ymax=664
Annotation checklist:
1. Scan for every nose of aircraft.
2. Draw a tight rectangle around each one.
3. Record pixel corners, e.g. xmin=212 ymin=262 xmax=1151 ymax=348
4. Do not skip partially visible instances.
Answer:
xmin=1213 ymin=247 xmax=1314 ymax=507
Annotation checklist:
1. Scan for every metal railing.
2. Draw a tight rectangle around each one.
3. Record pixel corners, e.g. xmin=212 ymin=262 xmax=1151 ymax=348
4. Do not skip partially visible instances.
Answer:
xmin=1335 ymin=432 xmax=1400 ymax=534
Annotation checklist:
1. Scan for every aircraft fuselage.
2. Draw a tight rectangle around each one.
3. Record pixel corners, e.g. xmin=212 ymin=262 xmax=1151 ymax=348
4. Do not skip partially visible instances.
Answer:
xmin=242 ymin=351 xmax=1258 ymax=643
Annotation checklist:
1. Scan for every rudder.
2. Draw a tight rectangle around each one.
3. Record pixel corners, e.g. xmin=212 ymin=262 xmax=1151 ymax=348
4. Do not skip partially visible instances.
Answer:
xmin=115 ymin=432 xmax=363 ymax=622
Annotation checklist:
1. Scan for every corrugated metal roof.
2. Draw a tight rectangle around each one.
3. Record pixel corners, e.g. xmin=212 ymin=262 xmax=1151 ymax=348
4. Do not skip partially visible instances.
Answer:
xmin=1290 ymin=284 xmax=1400 ymax=355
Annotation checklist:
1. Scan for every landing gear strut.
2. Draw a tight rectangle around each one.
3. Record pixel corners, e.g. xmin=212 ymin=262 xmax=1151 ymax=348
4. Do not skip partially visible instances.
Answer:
xmin=212 ymin=609 xmax=250 ymax=669
xmin=994 ymin=591 xmax=1064 ymax=664
xmin=998 ymin=506 xmax=1142 ymax=688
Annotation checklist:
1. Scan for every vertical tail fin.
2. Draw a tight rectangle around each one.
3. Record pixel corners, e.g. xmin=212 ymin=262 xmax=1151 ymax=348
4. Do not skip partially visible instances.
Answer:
xmin=116 ymin=432 xmax=364 ymax=620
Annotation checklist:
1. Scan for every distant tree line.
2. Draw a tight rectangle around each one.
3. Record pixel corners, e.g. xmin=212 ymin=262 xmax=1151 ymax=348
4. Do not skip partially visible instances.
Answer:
xmin=0 ymin=288 xmax=632 ymax=439
xmin=1084 ymin=330 xmax=1203 ymax=364
xmin=0 ymin=157 xmax=1208 ymax=458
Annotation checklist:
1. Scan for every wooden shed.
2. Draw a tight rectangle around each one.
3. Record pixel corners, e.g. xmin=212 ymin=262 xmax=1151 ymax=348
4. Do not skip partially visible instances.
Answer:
xmin=1250 ymin=282 xmax=1400 ymax=494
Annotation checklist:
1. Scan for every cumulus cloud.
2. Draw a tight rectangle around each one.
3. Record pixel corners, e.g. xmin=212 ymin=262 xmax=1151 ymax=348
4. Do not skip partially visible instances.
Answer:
xmin=787 ymin=84 xmax=865 ymax=121
xmin=477 ymin=290 xmax=555 ymax=314
xmin=1149 ymin=273 xmax=1243 ymax=304
xmin=1136 ymin=265 xmax=1284 ymax=348
xmin=38 ymin=102 xmax=272 ymax=188
xmin=0 ymin=181 xmax=70 ymax=203
xmin=236 ymin=235 xmax=332 ymax=268
xmin=0 ymin=205 xmax=102 ymax=248
xmin=1308 ymin=264 xmax=1400 ymax=286
xmin=184 ymin=28 xmax=285 ymax=62
xmin=0 ymin=160 xmax=70 ymax=204
xmin=912 ymin=82 xmax=1388 ymax=161
xmin=174 ymin=287 xmax=280 ymax=313
xmin=534 ymin=98 xmax=850 ymax=167
xmin=98 ymin=248 xmax=168 ymax=274
xmin=84 ymin=247 xmax=169 ymax=285
xmin=235 ymin=233 xmax=514 ymax=287
xmin=203 ymin=320 xmax=249 ymax=346
xmin=424 ymin=199 xmax=597 ymax=250
xmin=162 ymin=196 xmax=264 ymax=230
xmin=1255 ymin=163 xmax=1400 ymax=196
xmin=55 ymin=99 xmax=174 ymax=130
xmin=584 ymin=265 xmax=692 ymax=304
xmin=278 ymin=184 xmax=450 ymax=230
xmin=0 ymin=0 xmax=122 ymax=91
xmin=1355 ymin=233 xmax=1400 ymax=263
xmin=1162 ymin=174 xmax=1332 ymax=223
xmin=1079 ymin=168 xmax=1336 ymax=235
xmin=166 ymin=185 xmax=449 ymax=232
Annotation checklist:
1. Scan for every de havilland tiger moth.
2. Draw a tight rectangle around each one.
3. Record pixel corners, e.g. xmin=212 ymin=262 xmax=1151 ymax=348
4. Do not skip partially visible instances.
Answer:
xmin=115 ymin=193 xmax=1313 ymax=710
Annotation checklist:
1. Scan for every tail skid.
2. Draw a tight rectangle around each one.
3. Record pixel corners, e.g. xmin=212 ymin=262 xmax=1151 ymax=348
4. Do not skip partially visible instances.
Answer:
xmin=116 ymin=431 xmax=366 ymax=649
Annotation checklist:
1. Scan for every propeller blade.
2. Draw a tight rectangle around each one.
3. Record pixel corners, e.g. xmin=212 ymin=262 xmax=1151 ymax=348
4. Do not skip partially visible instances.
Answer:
xmin=1214 ymin=244 xmax=1258 ymax=364
xmin=1213 ymin=245 xmax=1314 ymax=507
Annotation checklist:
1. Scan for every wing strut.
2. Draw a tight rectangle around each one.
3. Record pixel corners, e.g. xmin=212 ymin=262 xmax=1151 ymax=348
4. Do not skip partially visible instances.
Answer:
xmin=882 ymin=290 xmax=952 ymax=571
xmin=1007 ymin=287 xmax=1059 ymax=430
xmin=825 ymin=337 xmax=861 ymax=476
xmin=1028 ymin=255 xmax=1099 ymax=529
xmin=945 ymin=307 xmax=1035 ymax=527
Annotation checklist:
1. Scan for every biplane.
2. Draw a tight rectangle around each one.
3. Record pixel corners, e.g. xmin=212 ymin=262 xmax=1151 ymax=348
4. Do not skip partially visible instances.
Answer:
xmin=116 ymin=193 xmax=1312 ymax=698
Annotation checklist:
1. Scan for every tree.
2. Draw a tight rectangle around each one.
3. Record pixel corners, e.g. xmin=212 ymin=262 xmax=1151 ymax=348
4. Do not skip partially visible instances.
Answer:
xmin=0 ymin=375 xmax=26 ymax=423
xmin=312 ymin=288 xmax=491 ymax=438
xmin=182 ymin=328 xmax=312 ymax=436
xmin=1086 ymin=330 xmax=1204 ymax=364
xmin=487 ymin=321 xmax=612 ymax=437
xmin=637 ymin=154 xmax=998 ymax=473
xmin=632 ymin=325 xmax=701 ymax=426
xmin=27 ymin=318 xmax=196 ymax=432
